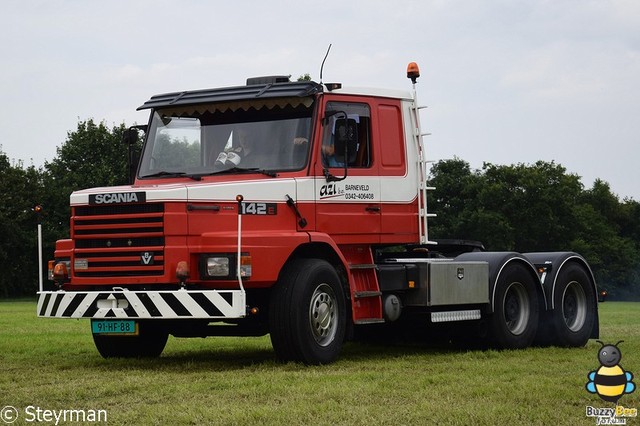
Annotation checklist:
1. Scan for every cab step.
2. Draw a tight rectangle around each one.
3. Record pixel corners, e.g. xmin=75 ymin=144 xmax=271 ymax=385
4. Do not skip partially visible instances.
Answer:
xmin=354 ymin=290 xmax=382 ymax=299
xmin=354 ymin=318 xmax=386 ymax=325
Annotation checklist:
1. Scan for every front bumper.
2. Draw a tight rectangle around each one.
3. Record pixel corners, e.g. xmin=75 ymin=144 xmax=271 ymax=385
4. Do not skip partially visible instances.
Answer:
xmin=37 ymin=289 xmax=246 ymax=319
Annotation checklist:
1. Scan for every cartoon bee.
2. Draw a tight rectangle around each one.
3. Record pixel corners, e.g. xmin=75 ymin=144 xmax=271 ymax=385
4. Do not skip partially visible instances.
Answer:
xmin=586 ymin=340 xmax=636 ymax=403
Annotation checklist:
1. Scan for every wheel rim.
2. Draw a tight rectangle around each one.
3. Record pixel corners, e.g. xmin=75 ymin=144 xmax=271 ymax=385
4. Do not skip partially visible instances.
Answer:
xmin=503 ymin=282 xmax=529 ymax=335
xmin=562 ymin=281 xmax=587 ymax=332
xmin=309 ymin=283 xmax=338 ymax=347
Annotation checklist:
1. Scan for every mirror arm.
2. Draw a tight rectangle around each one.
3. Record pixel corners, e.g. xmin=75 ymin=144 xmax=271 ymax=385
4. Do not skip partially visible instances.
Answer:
xmin=324 ymin=167 xmax=347 ymax=182
xmin=341 ymin=143 xmax=349 ymax=180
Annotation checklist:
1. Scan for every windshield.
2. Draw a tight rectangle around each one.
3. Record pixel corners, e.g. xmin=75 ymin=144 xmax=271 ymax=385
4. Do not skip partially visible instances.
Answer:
xmin=138 ymin=98 xmax=314 ymax=178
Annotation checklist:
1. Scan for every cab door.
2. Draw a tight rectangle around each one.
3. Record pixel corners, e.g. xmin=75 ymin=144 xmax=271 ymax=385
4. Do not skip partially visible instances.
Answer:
xmin=314 ymin=99 xmax=381 ymax=244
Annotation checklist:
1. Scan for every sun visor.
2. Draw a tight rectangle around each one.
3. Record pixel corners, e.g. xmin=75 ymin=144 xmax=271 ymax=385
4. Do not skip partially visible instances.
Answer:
xmin=137 ymin=81 xmax=322 ymax=111
xmin=153 ymin=97 xmax=315 ymax=117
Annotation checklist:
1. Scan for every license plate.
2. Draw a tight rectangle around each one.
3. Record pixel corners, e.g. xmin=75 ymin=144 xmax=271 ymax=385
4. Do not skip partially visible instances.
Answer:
xmin=91 ymin=320 xmax=138 ymax=335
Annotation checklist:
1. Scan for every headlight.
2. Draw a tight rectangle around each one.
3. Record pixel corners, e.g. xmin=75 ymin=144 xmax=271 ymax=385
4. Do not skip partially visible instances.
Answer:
xmin=206 ymin=257 xmax=230 ymax=277
xmin=199 ymin=253 xmax=252 ymax=280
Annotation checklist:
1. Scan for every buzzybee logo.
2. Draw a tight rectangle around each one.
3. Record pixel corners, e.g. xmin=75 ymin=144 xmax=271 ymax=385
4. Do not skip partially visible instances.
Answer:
xmin=585 ymin=341 xmax=637 ymax=424
xmin=586 ymin=341 xmax=635 ymax=403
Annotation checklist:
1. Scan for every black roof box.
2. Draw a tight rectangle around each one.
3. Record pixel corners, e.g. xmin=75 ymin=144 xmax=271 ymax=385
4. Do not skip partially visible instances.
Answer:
xmin=246 ymin=75 xmax=290 ymax=85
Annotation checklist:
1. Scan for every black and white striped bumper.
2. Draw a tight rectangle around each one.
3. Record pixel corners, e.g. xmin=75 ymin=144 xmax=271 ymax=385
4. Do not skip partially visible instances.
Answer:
xmin=37 ymin=289 xmax=246 ymax=319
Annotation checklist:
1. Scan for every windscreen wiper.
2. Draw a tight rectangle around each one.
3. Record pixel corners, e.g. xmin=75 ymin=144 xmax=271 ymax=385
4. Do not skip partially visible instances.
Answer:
xmin=140 ymin=171 xmax=202 ymax=181
xmin=204 ymin=167 xmax=277 ymax=178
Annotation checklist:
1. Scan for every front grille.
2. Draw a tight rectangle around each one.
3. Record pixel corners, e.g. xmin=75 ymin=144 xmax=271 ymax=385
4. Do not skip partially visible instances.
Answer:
xmin=75 ymin=237 xmax=164 ymax=249
xmin=75 ymin=204 xmax=163 ymax=216
xmin=72 ymin=203 xmax=165 ymax=277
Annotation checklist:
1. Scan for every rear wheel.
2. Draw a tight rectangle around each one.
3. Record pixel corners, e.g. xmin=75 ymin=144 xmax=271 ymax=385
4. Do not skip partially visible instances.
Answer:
xmin=92 ymin=321 xmax=168 ymax=358
xmin=269 ymin=259 xmax=346 ymax=364
xmin=490 ymin=263 xmax=539 ymax=349
xmin=550 ymin=263 xmax=596 ymax=347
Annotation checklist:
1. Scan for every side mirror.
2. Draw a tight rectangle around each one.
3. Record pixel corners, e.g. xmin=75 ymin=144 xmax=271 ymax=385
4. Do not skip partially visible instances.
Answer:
xmin=122 ymin=128 xmax=138 ymax=145
xmin=333 ymin=118 xmax=358 ymax=164
xmin=122 ymin=126 xmax=147 ymax=145
xmin=122 ymin=126 xmax=147 ymax=184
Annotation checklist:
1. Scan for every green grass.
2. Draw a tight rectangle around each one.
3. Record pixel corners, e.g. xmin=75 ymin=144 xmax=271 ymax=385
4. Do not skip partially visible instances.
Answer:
xmin=1 ymin=301 xmax=638 ymax=425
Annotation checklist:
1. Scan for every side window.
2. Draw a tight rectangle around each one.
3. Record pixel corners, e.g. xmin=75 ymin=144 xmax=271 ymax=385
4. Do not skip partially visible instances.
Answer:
xmin=322 ymin=102 xmax=371 ymax=168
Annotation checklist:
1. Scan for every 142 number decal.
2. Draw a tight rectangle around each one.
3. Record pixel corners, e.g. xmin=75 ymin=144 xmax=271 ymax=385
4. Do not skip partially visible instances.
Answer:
xmin=240 ymin=202 xmax=277 ymax=215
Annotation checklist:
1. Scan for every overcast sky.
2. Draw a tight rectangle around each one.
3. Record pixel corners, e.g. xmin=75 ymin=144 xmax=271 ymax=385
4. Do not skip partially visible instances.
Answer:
xmin=2 ymin=0 xmax=639 ymax=200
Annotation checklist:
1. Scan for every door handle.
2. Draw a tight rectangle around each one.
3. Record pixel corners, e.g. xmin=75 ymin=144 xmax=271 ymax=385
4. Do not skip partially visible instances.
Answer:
xmin=365 ymin=206 xmax=381 ymax=213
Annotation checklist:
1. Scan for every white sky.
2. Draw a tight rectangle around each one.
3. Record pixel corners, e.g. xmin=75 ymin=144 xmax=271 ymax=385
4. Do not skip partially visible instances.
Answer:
xmin=2 ymin=0 xmax=639 ymax=200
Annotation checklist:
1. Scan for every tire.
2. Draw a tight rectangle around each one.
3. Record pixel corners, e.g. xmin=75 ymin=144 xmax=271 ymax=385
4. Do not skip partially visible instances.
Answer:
xmin=269 ymin=259 xmax=347 ymax=365
xmin=92 ymin=321 xmax=168 ymax=358
xmin=490 ymin=262 xmax=539 ymax=349
xmin=549 ymin=263 xmax=596 ymax=347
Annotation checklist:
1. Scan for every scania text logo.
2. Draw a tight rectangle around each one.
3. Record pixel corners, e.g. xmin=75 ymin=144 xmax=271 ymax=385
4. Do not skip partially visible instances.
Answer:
xmin=89 ymin=192 xmax=146 ymax=205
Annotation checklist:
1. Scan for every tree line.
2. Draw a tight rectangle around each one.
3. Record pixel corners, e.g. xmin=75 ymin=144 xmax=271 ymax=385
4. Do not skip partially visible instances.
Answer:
xmin=427 ymin=158 xmax=640 ymax=300
xmin=0 ymin=119 xmax=132 ymax=298
xmin=0 ymin=120 xmax=638 ymax=299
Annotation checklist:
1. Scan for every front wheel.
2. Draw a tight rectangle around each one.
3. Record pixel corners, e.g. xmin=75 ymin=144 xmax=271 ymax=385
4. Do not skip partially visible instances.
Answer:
xmin=269 ymin=259 xmax=347 ymax=364
xmin=92 ymin=321 xmax=168 ymax=358
xmin=490 ymin=262 xmax=539 ymax=349
xmin=549 ymin=263 xmax=596 ymax=347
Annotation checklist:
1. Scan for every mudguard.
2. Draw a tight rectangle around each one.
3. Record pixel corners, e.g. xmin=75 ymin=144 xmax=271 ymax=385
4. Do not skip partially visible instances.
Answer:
xmin=524 ymin=251 xmax=599 ymax=338
xmin=454 ymin=251 xmax=546 ymax=313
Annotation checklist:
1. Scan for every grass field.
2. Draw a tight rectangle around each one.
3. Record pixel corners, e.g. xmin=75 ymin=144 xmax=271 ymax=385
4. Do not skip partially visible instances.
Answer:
xmin=1 ymin=300 xmax=638 ymax=425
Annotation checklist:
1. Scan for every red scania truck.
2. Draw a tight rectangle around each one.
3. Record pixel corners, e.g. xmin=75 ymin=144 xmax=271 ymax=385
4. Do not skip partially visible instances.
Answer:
xmin=37 ymin=63 xmax=598 ymax=364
